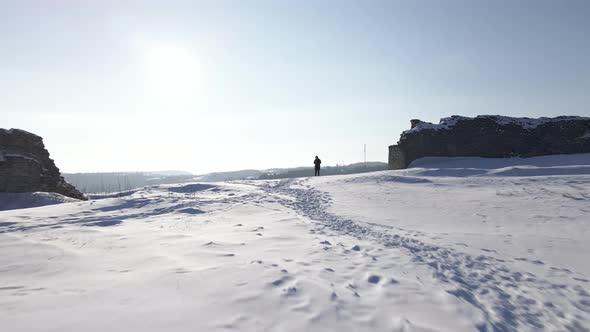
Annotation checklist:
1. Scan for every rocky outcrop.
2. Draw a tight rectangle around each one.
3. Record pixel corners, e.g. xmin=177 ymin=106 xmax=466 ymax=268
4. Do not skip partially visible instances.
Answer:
xmin=0 ymin=129 xmax=86 ymax=200
xmin=389 ymin=115 xmax=590 ymax=169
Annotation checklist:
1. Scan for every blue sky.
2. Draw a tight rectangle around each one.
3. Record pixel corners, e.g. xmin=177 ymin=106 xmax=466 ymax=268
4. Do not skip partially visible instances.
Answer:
xmin=2 ymin=0 xmax=589 ymax=173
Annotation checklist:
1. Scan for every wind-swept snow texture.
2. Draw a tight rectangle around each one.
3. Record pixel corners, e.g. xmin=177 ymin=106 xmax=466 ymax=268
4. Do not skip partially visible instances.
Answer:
xmin=1 ymin=154 xmax=590 ymax=331
xmin=0 ymin=192 xmax=79 ymax=211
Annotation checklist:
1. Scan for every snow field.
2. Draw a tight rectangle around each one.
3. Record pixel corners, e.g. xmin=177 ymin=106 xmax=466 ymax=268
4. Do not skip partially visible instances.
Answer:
xmin=2 ymin=154 xmax=590 ymax=331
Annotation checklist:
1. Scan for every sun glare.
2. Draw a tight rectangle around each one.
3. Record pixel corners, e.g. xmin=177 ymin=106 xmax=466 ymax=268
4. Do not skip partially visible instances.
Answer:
xmin=143 ymin=44 xmax=200 ymax=98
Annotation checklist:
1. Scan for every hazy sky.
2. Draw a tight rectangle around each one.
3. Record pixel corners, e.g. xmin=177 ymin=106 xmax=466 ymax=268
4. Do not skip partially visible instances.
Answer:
xmin=2 ymin=1 xmax=589 ymax=174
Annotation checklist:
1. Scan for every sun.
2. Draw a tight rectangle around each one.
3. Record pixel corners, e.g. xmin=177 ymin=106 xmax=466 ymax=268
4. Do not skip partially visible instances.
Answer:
xmin=143 ymin=44 xmax=200 ymax=98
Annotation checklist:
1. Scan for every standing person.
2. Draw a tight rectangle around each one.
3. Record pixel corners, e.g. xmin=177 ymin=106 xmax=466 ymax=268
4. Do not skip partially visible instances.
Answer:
xmin=314 ymin=156 xmax=322 ymax=176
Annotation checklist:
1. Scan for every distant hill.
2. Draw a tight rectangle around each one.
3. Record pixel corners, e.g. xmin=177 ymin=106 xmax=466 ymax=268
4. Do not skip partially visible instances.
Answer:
xmin=195 ymin=162 xmax=387 ymax=182
xmin=258 ymin=162 xmax=387 ymax=180
xmin=65 ymin=162 xmax=388 ymax=193
xmin=63 ymin=172 xmax=195 ymax=194
xmin=194 ymin=169 xmax=263 ymax=182
xmin=147 ymin=170 xmax=193 ymax=176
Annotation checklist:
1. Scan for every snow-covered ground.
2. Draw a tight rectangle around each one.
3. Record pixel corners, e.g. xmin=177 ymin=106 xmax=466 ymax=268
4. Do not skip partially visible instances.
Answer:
xmin=1 ymin=154 xmax=590 ymax=331
xmin=0 ymin=192 xmax=79 ymax=211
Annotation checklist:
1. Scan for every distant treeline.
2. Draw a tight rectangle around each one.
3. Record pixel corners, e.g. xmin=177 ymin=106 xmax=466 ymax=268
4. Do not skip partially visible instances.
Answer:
xmin=64 ymin=172 xmax=194 ymax=194
xmin=258 ymin=162 xmax=387 ymax=180
xmin=65 ymin=162 xmax=388 ymax=193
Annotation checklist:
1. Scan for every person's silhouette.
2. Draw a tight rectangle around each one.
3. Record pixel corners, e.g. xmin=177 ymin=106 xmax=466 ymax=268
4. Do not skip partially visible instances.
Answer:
xmin=314 ymin=156 xmax=322 ymax=176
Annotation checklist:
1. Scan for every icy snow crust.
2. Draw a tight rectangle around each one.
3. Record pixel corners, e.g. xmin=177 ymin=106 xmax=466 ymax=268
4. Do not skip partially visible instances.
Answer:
xmin=403 ymin=115 xmax=590 ymax=135
xmin=1 ymin=154 xmax=590 ymax=331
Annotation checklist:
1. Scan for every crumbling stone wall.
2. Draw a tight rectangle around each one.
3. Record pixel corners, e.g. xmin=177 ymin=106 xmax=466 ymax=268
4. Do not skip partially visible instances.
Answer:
xmin=0 ymin=129 xmax=86 ymax=200
xmin=388 ymin=145 xmax=406 ymax=170
xmin=388 ymin=116 xmax=590 ymax=169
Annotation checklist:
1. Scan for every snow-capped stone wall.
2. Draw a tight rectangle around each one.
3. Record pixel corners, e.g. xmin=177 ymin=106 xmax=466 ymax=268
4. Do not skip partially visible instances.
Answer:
xmin=389 ymin=115 xmax=590 ymax=169
xmin=0 ymin=128 xmax=86 ymax=200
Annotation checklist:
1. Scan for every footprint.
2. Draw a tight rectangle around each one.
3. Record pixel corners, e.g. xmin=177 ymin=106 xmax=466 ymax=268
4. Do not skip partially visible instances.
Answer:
xmin=347 ymin=284 xmax=360 ymax=297
xmin=283 ymin=287 xmax=297 ymax=296
xmin=368 ymin=275 xmax=381 ymax=284
xmin=271 ymin=276 xmax=291 ymax=287
xmin=330 ymin=292 xmax=338 ymax=301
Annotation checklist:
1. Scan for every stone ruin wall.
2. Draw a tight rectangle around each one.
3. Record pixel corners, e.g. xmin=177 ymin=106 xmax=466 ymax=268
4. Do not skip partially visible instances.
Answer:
xmin=0 ymin=129 xmax=86 ymax=200
xmin=388 ymin=116 xmax=590 ymax=170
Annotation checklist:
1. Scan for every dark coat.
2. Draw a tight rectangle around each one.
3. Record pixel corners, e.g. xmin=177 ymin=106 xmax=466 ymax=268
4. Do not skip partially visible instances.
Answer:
xmin=314 ymin=158 xmax=321 ymax=168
